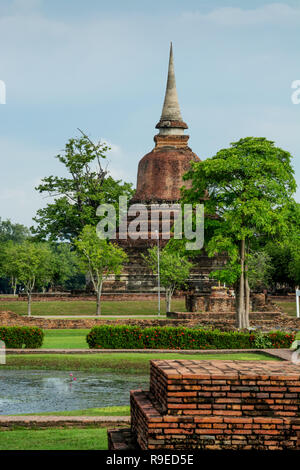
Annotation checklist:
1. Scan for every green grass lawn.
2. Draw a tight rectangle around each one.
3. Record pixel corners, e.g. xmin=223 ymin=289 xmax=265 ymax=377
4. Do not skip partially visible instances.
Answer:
xmin=0 ymin=299 xmax=183 ymax=316
xmin=17 ymin=405 xmax=130 ymax=417
xmin=0 ymin=427 xmax=108 ymax=450
xmin=1 ymin=351 xmax=278 ymax=374
xmin=43 ymin=329 xmax=90 ymax=349
xmin=275 ymin=301 xmax=297 ymax=317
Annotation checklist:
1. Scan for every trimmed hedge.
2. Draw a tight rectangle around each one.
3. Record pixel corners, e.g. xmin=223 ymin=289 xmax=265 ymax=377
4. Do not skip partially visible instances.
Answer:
xmin=86 ymin=325 xmax=295 ymax=350
xmin=0 ymin=326 xmax=44 ymax=349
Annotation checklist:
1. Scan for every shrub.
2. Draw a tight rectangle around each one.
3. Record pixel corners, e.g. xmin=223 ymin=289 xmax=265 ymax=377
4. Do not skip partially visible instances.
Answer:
xmin=86 ymin=326 xmax=295 ymax=350
xmin=0 ymin=326 xmax=44 ymax=349
xmin=253 ymin=330 xmax=295 ymax=349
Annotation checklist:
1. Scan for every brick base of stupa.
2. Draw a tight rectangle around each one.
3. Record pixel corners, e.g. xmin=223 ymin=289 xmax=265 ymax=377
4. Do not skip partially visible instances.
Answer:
xmin=108 ymin=360 xmax=300 ymax=450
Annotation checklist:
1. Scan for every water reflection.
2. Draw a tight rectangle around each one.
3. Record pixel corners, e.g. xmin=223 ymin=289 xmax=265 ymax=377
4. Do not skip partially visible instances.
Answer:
xmin=0 ymin=370 xmax=148 ymax=415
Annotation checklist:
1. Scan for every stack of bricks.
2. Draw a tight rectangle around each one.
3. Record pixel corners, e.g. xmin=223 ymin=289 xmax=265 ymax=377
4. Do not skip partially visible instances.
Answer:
xmin=109 ymin=360 xmax=300 ymax=450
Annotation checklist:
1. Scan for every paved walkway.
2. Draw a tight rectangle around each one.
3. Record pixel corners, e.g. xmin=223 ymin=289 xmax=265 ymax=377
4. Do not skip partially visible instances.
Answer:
xmin=0 ymin=415 xmax=130 ymax=429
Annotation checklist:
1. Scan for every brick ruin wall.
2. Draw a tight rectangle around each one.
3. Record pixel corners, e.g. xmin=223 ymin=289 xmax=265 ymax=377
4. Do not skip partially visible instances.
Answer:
xmin=124 ymin=360 xmax=300 ymax=450
xmin=1 ymin=310 xmax=300 ymax=331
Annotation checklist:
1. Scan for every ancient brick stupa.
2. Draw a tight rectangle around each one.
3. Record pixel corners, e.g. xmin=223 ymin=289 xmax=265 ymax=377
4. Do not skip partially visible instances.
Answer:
xmin=131 ymin=42 xmax=199 ymax=205
xmin=103 ymin=44 xmax=222 ymax=294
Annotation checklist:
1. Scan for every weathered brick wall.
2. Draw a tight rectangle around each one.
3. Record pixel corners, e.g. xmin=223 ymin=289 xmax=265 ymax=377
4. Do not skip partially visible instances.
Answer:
xmin=15 ymin=293 xmax=179 ymax=302
xmin=149 ymin=360 xmax=300 ymax=417
xmin=0 ymin=310 xmax=191 ymax=329
xmin=129 ymin=360 xmax=300 ymax=450
xmin=1 ymin=309 xmax=300 ymax=331
xmin=167 ymin=311 xmax=300 ymax=331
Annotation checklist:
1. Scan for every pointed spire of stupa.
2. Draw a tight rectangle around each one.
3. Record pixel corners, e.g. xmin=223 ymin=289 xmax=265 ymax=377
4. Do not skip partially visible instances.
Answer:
xmin=156 ymin=43 xmax=188 ymax=136
xmin=160 ymin=42 xmax=182 ymax=121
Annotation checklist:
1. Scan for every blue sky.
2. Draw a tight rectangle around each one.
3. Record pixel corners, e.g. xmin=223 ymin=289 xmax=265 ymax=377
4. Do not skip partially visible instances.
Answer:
xmin=0 ymin=0 xmax=300 ymax=226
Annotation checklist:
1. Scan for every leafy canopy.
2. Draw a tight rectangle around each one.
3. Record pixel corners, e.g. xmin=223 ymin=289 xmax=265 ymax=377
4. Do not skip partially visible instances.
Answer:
xmin=143 ymin=244 xmax=193 ymax=293
xmin=182 ymin=137 xmax=297 ymax=286
xmin=75 ymin=225 xmax=128 ymax=291
xmin=32 ymin=134 xmax=134 ymax=242
xmin=1 ymin=241 xmax=53 ymax=294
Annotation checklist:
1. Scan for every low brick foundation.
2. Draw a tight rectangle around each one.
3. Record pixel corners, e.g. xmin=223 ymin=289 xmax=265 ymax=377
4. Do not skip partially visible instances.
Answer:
xmin=0 ymin=310 xmax=194 ymax=329
xmin=1 ymin=309 xmax=300 ymax=331
xmin=108 ymin=360 xmax=300 ymax=450
xmin=15 ymin=293 xmax=179 ymax=302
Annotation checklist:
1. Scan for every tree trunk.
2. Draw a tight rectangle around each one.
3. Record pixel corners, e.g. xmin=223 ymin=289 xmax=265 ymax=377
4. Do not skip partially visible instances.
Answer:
xmin=244 ymin=244 xmax=250 ymax=328
xmin=166 ymin=290 xmax=172 ymax=313
xmin=27 ymin=293 xmax=31 ymax=317
xmin=96 ymin=282 xmax=103 ymax=316
xmin=237 ymin=239 xmax=246 ymax=329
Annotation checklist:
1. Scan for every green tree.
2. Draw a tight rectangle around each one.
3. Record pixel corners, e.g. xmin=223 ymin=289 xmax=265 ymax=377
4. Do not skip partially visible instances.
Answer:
xmin=0 ymin=218 xmax=31 ymax=243
xmin=0 ymin=219 xmax=31 ymax=294
xmin=75 ymin=225 xmax=128 ymax=315
xmin=143 ymin=245 xmax=192 ymax=313
xmin=264 ymin=201 xmax=300 ymax=290
xmin=182 ymin=137 xmax=296 ymax=329
xmin=32 ymin=133 xmax=134 ymax=241
xmin=247 ymin=251 xmax=274 ymax=291
xmin=48 ymin=243 xmax=80 ymax=290
xmin=0 ymin=241 xmax=19 ymax=295
xmin=1 ymin=242 xmax=54 ymax=315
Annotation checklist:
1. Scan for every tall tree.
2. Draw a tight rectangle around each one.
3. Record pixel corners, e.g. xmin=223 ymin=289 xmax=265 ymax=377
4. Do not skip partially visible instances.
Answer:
xmin=32 ymin=133 xmax=134 ymax=241
xmin=182 ymin=137 xmax=296 ymax=329
xmin=75 ymin=225 xmax=128 ymax=315
xmin=143 ymin=245 xmax=192 ymax=313
xmin=1 ymin=242 xmax=54 ymax=315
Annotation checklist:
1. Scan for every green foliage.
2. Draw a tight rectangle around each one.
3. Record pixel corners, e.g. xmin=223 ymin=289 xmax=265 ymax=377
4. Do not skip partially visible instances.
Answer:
xmin=1 ymin=242 xmax=53 ymax=293
xmin=247 ymin=251 xmax=274 ymax=291
xmin=182 ymin=137 xmax=297 ymax=328
xmin=142 ymin=244 xmax=192 ymax=312
xmin=31 ymin=134 xmax=134 ymax=241
xmin=86 ymin=325 xmax=295 ymax=350
xmin=0 ymin=241 xmax=54 ymax=313
xmin=49 ymin=243 xmax=80 ymax=289
xmin=250 ymin=330 xmax=295 ymax=349
xmin=0 ymin=218 xmax=31 ymax=244
xmin=0 ymin=326 xmax=44 ymax=348
xmin=75 ymin=225 xmax=128 ymax=314
xmin=262 ymin=201 xmax=300 ymax=288
xmin=252 ymin=330 xmax=273 ymax=349
xmin=0 ymin=219 xmax=31 ymax=293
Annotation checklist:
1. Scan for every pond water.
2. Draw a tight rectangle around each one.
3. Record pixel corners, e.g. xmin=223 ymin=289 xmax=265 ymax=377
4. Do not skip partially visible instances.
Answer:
xmin=0 ymin=370 xmax=149 ymax=415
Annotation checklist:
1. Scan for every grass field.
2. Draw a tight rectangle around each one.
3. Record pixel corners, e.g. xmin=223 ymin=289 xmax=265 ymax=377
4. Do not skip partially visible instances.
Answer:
xmin=275 ymin=301 xmax=297 ymax=317
xmin=16 ymin=405 xmax=130 ymax=417
xmin=0 ymin=298 xmax=295 ymax=317
xmin=0 ymin=427 xmax=108 ymax=450
xmin=43 ymin=329 xmax=90 ymax=348
xmin=1 ymin=351 xmax=278 ymax=374
xmin=0 ymin=299 xmax=183 ymax=316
